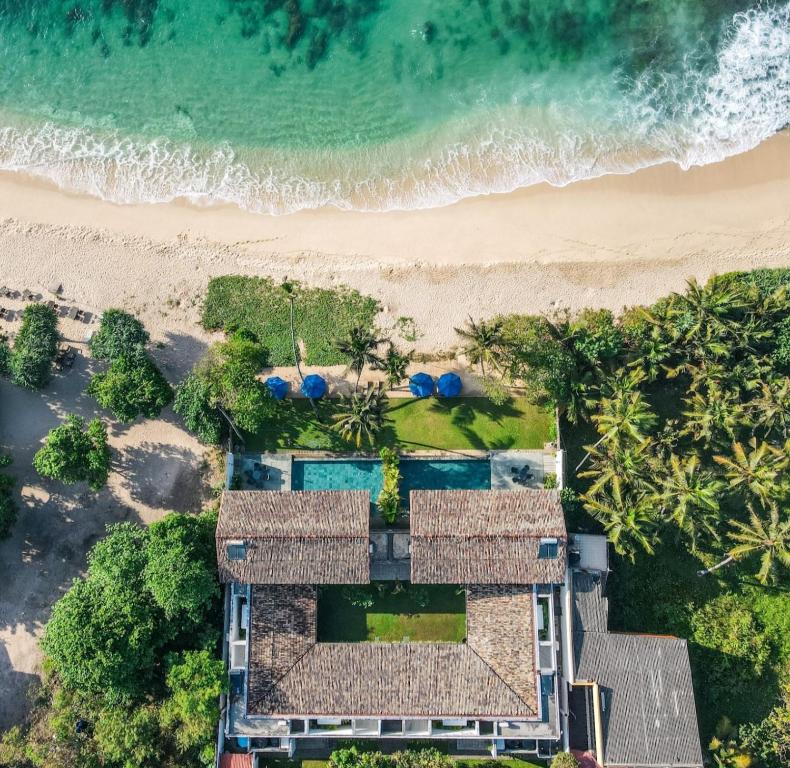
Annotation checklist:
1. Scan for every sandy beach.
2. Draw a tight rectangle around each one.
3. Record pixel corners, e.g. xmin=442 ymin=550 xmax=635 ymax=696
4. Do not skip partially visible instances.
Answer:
xmin=0 ymin=131 xmax=788 ymax=357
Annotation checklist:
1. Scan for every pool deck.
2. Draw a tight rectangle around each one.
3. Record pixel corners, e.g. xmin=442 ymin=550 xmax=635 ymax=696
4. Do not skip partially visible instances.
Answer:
xmin=490 ymin=449 xmax=555 ymax=490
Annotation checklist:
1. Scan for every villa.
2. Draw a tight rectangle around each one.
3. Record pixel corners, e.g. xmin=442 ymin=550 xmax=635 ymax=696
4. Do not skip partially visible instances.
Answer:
xmin=215 ymin=451 xmax=703 ymax=768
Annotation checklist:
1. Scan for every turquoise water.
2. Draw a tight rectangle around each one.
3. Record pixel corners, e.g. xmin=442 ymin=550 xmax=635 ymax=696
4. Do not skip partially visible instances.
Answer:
xmin=0 ymin=1 xmax=787 ymax=212
xmin=291 ymin=458 xmax=490 ymax=502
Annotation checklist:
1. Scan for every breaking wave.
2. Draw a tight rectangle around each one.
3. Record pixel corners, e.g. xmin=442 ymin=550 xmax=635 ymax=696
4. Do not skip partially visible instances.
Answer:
xmin=0 ymin=3 xmax=787 ymax=214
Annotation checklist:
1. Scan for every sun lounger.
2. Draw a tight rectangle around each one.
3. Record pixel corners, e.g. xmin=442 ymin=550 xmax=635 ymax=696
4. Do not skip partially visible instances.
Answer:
xmin=0 ymin=307 xmax=6 ymax=319
xmin=0 ymin=287 xmax=9 ymax=297
xmin=66 ymin=306 xmax=79 ymax=320
xmin=21 ymin=290 xmax=33 ymax=301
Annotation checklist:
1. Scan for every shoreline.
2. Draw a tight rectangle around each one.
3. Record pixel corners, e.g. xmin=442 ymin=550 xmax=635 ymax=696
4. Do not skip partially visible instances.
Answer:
xmin=0 ymin=133 xmax=788 ymax=356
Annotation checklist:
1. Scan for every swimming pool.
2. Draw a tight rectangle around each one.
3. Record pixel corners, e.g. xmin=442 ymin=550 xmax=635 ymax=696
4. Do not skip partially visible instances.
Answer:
xmin=291 ymin=458 xmax=490 ymax=504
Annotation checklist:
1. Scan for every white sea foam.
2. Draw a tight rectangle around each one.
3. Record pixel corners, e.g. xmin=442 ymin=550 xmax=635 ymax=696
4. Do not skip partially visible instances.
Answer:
xmin=0 ymin=3 xmax=787 ymax=214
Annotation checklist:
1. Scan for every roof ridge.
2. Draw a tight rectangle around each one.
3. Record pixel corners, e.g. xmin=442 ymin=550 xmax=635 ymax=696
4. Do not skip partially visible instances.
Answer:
xmin=465 ymin=643 xmax=537 ymax=717
xmin=257 ymin=640 xmax=318 ymax=705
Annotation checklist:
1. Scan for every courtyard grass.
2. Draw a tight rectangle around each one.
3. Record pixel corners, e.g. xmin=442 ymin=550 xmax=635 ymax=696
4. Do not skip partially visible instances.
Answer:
xmin=317 ymin=584 xmax=466 ymax=643
xmin=202 ymin=275 xmax=380 ymax=366
xmin=246 ymin=396 xmax=553 ymax=452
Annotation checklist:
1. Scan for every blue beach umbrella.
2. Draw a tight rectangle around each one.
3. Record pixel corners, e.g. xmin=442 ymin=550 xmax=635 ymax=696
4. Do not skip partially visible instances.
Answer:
xmin=265 ymin=376 xmax=289 ymax=401
xmin=301 ymin=374 xmax=327 ymax=399
xmin=437 ymin=372 xmax=462 ymax=398
xmin=409 ymin=372 xmax=435 ymax=398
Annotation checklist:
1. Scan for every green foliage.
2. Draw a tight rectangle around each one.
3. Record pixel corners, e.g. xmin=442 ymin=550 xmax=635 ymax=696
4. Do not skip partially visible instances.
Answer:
xmin=330 ymin=747 xmax=393 ymax=768
xmin=373 ymin=342 xmax=412 ymax=389
xmin=0 ymin=332 xmax=10 ymax=377
xmin=33 ymin=415 xmax=111 ymax=491
xmin=202 ymin=275 xmax=379 ymax=366
xmin=543 ymin=472 xmax=558 ymax=490
xmin=334 ymin=325 xmax=384 ymax=389
xmin=10 ymin=303 xmax=59 ymax=389
xmin=31 ymin=512 xmax=222 ymax=767
xmin=160 ymin=650 xmax=226 ymax=765
xmin=392 ymin=749 xmax=451 ymax=768
xmin=691 ymin=594 xmax=772 ymax=706
xmin=173 ymin=373 xmax=224 ymax=444
xmin=144 ymin=513 xmax=218 ymax=625
xmin=377 ymin=446 xmax=401 ymax=524
xmin=773 ymin=316 xmax=790 ymax=372
xmin=90 ymin=309 xmax=149 ymax=362
xmin=93 ymin=704 xmax=162 ymax=768
xmin=193 ymin=333 xmax=273 ymax=434
xmin=0 ymin=453 xmax=16 ymax=539
xmin=87 ymin=351 xmax=173 ymax=423
xmin=454 ymin=316 xmax=503 ymax=376
xmin=41 ymin=576 xmax=159 ymax=702
xmin=481 ymin=373 xmax=509 ymax=405
xmin=332 ymin=388 xmax=388 ymax=448
xmin=550 ymin=754 xmax=581 ymax=768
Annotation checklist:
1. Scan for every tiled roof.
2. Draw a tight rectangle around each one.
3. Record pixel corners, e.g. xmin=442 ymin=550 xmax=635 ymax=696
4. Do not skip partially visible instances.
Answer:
xmin=246 ymin=584 xmax=538 ymax=720
xmin=467 ymin=585 xmax=536 ymax=711
xmin=410 ymin=489 xmax=567 ymax=584
xmin=216 ymin=490 xmax=370 ymax=584
xmin=572 ymin=568 xmax=703 ymax=768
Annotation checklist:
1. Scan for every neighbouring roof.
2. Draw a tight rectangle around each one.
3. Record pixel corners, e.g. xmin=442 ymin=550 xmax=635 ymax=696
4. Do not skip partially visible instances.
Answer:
xmin=572 ymin=570 xmax=703 ymax=768
xmin=247 ymin=584 xmax=538 ymax=719
xmin=216 ymin=490 xmax=370 ymax=584
xmin=220 ymin=754 xmax=253 ymax=768
xmin=410 ymin=489 xmax=567 ymax=584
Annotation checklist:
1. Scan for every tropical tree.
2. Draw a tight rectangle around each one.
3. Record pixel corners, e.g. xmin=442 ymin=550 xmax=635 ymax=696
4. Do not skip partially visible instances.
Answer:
xmin=682 ymin=383 xmax=742 ymax=448
xmin=698 ymin=502 xmax=790 ymax=583
xmin=332 ymin=388 xmax=387 ymax=448
xmin=748 ymin=377 xmax=790 ymax=440
xmin=579 ymin=441 xmax=654 ymax=499
xmin=454 ymin=316 xmax=503 ymax=377
xmin=713 ymin=439 xmax=784 ymax=506
xmin=33 ymin=415 xmax=111 ymax=491
xmin=335 ymin=325 xmax=384 ymax=391
xmin=658 ymin=454 xmax=722 ymax=550
xmin=90 ymin=309 xmax=150 ymax=361
xmin=583 ymin=484 xmax=657 ymax=561
xmin=10 ymin=303 xmax=59 ymax=389
xmin=87 ymin=351 xmax=173 ymax=423
xmin=281 ymin=279 xmax=304 ymax=382
xmin=173 ymin=373 xmax=224 ymax=444
xmin=374 ymin=342 xmax=412 ymax=389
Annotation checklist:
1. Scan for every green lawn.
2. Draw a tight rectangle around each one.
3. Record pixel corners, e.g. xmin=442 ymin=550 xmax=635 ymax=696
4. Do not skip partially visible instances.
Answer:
xmin=317 ymin=583 xmax=466 ymax=643
xmin=202 ymin=275 xmax=380 ymax=366
xmin=246 ymin=396 xmax=552 ymax=452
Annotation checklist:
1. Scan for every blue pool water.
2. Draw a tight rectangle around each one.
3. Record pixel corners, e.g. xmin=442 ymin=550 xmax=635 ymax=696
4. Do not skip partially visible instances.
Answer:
xmin=291 ymin=458 xmax=490 ymax=504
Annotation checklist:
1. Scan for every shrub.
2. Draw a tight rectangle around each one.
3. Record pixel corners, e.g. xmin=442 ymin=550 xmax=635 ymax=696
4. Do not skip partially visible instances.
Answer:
xmin=377 ymin=447 xmax=401 ymax=524
xmin=93 ymin=704 xmax=162 ymax=768
xmin=543 ymin=472 xmax=558 ymax=489
xmin=551 ymin=753 xmax=581 ymax=768
xmin=10 ymin=303 xmax=58 ymax=389
xmin=88 ymin=351 xmax=173 ymax=423
xmin=173 ymin=373 xmax=224 ymax=444
xmin=33 ymin=415 xmax=111 ymax=491
xmin=90 ymin=309 xmax=149 ymax=361
xmin=0 ymin=332 xmax=10 ymax=376
xmin=0 ymin=454 xmax=16 ymax=539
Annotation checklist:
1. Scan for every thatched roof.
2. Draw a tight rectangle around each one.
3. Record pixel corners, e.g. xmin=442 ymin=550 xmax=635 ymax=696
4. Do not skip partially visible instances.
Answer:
xmin=247 ymin=584 xmax=538 ymax=719
xmin=410 ymin=489 xmax=567 ymax=584
xmin=216 ymin=490 xmax=370 ymax=584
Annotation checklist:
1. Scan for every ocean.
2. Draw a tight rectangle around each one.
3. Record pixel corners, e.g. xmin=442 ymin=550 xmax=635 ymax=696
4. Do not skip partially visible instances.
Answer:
xmin=0 ymin=0 xmax=787 ymax=213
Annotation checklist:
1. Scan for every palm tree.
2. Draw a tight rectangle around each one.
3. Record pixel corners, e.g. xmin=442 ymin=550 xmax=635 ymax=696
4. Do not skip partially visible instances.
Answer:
xmin=579 ymin=440 xmax=654 ymax=499
xmin=748 ymin=377 xmax=790 ymax=440
xmin=583 ymin=484 xmax=658 ymax=561
xmin=373 ymin=343 xmax=412 ymax=390
xmin=281 ymin=279 xmax=304 ymax=382
xmin=332 ymin=388 xmax=387 ymax=448
xmin=699 ymin=502 xmax=790 ymax=584
xmin=576 ymin=378 xmax=657 ymax=472
xmin=335 ymin=325 xmax=385 ymax=391
xmin=713 ymin=439 xmax=783 ymax=505
xmin=681 ymin=383 xmax=741 ymax=448
xmin=454 ymin=316 xmax=503 ymax=376
xmin=659 ymin=454 xmax=723 ymax=551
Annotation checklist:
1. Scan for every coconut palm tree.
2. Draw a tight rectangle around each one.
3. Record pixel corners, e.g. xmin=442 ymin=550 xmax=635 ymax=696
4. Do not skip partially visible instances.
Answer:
xmin=681 ymin=383 xmax=742 ymax=448
xmin=659 ymin=454 xmax=723 ymax=551
xmin=713 ymin=439 xmax=783 ymax=506
xmin=579 ymin=440 xmax=655 ymax=499
xmin=373 ymin=343 xmax=412 ymax=390
xmin=698 ymin=501 xmax=790 ymax=584
xmin=748 ymin=376 xmax=790 ymax=440
xmin=332 ymin=387 xmax=387 ymax=448
xmin=335 ymin=325 xmax=385 ymax=391
xmin=576 ymin=378 xmax=657 ymax=472
xmin=281 ymin=279 xmax=304 ymax=382
xmin=454 ymin=316 xmax=503 ymax=377
xmin=583 ymin=484 xmax=658 ymax=561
